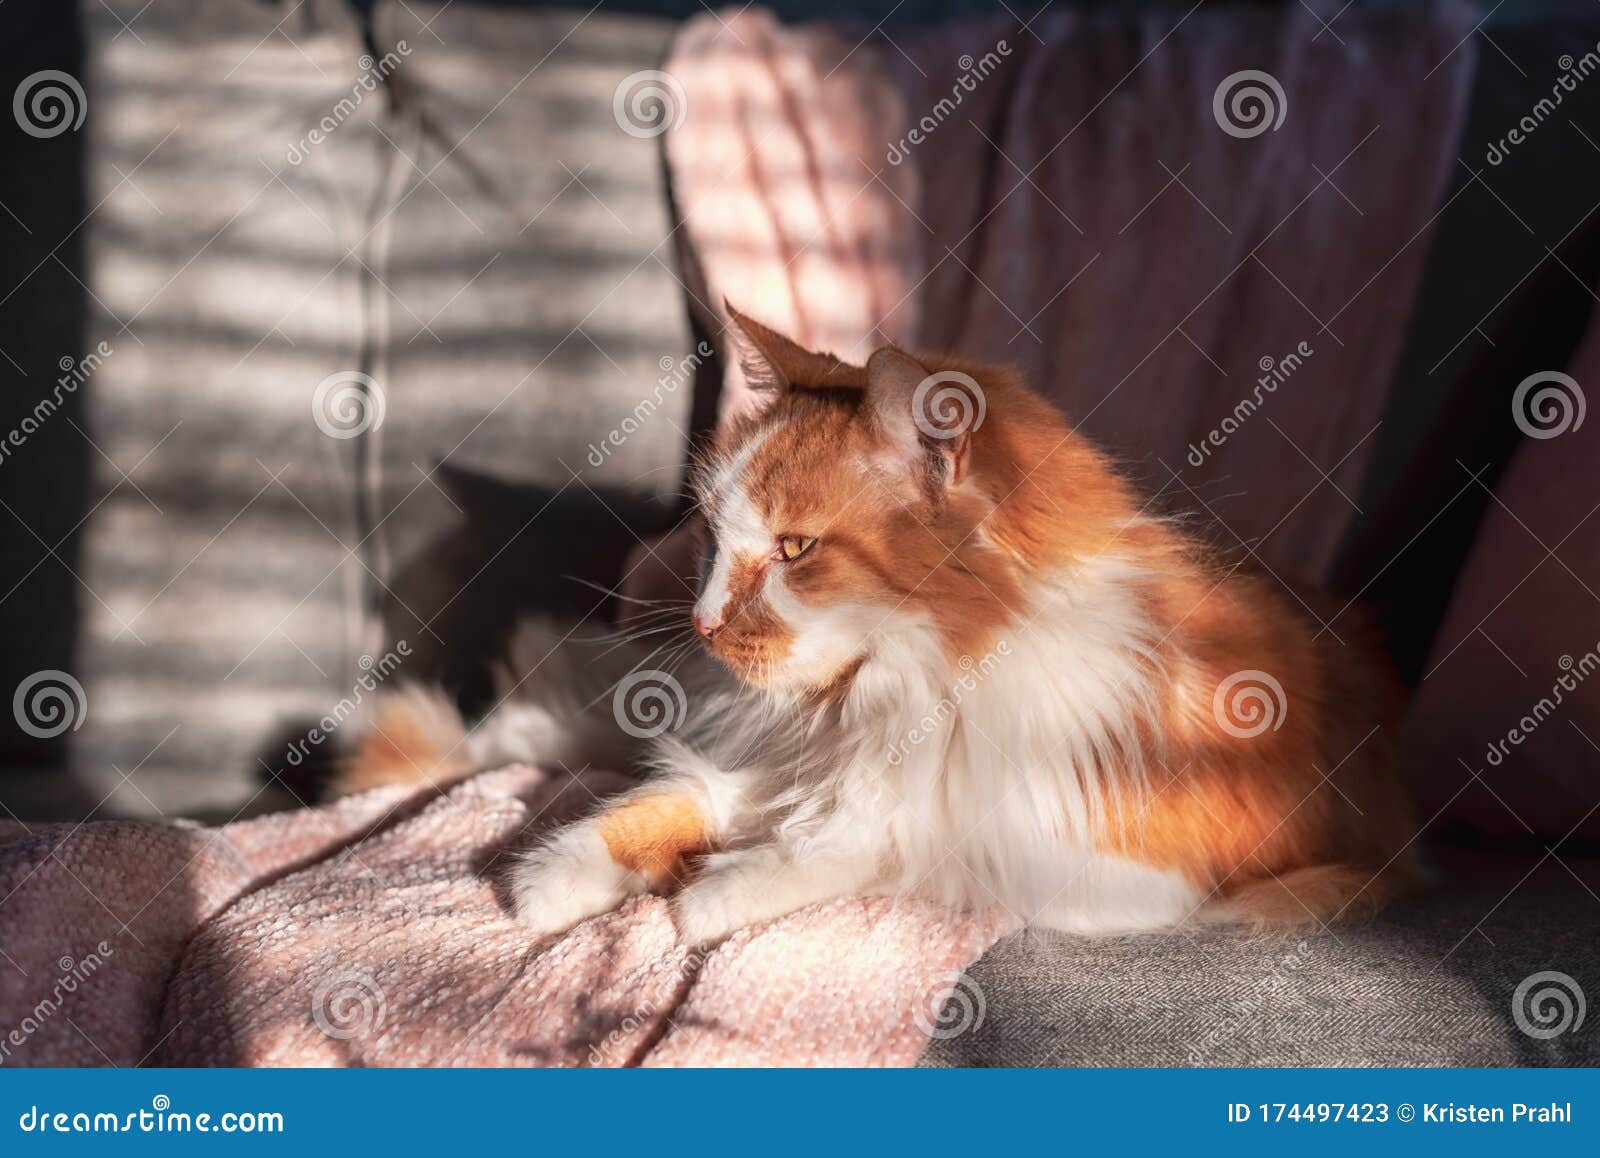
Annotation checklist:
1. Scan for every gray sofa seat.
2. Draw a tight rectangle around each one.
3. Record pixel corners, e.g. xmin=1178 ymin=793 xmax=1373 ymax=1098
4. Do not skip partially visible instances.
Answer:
xmin=921 ymin=849 xmax=1598 ymax=1066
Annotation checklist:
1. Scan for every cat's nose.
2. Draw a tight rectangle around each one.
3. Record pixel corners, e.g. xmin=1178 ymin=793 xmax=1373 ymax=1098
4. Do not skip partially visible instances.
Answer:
xmin=693 ymin=609 xmax=722 ymax=640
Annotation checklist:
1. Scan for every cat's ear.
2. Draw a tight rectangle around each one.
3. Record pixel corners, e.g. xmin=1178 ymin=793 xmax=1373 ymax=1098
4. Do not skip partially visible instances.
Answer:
xmin=865 ymin=347 xmax=976 ymax=491
xmin=725 ymin=302 xmax=833 ymax=391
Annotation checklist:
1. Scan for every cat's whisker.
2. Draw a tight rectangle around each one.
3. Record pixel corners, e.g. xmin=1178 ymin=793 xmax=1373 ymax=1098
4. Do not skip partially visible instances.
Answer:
xmin=574 ymin=611 xmax=693 ymax=645
xmin=562 ymin=574 xmax=696 ymax=609
xmin=588 ymin=622 xmax=695 ymax=666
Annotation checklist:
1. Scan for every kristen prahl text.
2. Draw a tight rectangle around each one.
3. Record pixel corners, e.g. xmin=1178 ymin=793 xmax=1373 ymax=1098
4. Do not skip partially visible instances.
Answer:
xmin=1226 ymin=1102 xmax=1574 ymax=1125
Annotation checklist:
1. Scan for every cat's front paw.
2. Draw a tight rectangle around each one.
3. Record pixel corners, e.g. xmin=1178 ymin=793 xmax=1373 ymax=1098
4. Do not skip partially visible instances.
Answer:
xmin=510 ymin=825 xmax=641 ymax=938
xmin=671 ymin=853 xmax=772 ymax=944
xmin=671 ymin=883 xmax=747 ymax=945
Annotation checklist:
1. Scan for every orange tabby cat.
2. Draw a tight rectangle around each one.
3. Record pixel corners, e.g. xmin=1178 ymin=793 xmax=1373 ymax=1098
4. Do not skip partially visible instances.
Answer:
xmin=340 ymin=307 xmax=1417 ymax=942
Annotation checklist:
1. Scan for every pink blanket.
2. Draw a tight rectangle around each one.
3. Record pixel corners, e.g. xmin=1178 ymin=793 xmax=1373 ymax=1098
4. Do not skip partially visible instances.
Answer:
xmin=0 ymin=766 xmax=1005 ymax=1066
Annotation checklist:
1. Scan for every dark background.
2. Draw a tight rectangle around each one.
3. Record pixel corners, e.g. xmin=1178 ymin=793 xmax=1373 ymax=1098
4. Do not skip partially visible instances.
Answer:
xmin=3 ymin=0 xmax=1599 ymax=825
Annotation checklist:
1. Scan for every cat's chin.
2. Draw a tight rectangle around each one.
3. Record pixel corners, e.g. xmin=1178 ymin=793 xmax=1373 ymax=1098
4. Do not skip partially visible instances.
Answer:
xmin=714 ymin=653 xmax=853 ymax=702
xmin=715 ymin=658 xmax=796 ymax=694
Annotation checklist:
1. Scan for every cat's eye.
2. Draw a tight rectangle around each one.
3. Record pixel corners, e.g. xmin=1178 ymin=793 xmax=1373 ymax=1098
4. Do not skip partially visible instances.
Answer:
xmin=776 ymin=534 xmax=816 ymax=562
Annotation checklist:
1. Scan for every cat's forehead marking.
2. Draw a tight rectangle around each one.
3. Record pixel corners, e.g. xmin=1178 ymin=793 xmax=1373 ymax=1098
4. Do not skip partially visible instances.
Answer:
xmin=707 ymin=426 xmax=766 ymax=499
xmin=708 ymin=425 xmax=777 ymax=546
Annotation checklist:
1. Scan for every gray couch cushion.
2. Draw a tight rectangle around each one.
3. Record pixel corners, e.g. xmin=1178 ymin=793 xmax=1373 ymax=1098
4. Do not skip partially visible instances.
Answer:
xmin=920 ymin=850 xmax=1598 ymax=1066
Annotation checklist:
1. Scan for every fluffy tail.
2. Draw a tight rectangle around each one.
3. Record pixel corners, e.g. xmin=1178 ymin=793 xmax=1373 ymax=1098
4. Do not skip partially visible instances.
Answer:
xmin=334 ymin=685 xmax=471 ymax=796
xmin=331 ymin=615 xmax=698 ymax=798
xmin=1202 ymin=862 xmax=1414 ymax=930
